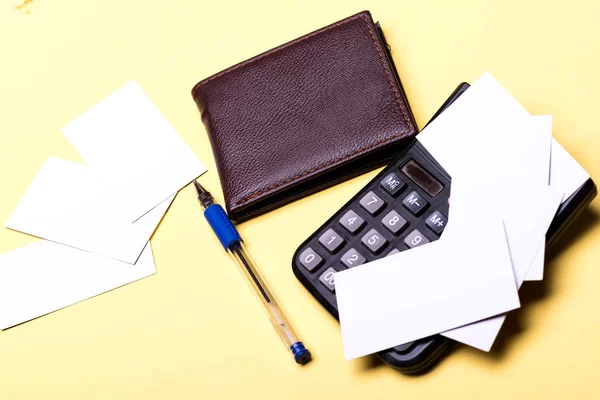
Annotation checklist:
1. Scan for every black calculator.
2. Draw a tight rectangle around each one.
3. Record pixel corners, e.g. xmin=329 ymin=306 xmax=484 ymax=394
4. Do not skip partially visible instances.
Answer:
xmin=292 ymin=83 xmax=597 ymax=373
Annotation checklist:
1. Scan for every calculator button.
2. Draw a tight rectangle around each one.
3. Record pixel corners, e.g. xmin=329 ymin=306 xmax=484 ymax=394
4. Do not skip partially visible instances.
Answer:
xmin=404 ymin=229 xmax=431 ymax=249
xmin=425 ymin=210 xmax=448 ymax=235
xmin=319 ymin=267 xmax=337 ymax=292
xmin=402 ymin=191 xmax=429 ymax=216
xmin=381 ymin=210 xmax=408 ymax=235
xmin=339 ymin=210 xmax=365 ymax=234
xmin=387 ymin=248 xmax=400 ymax=256
xmin=359 ymin=191 xmax=386 ymax=215
xmin=298 ymin=247 xmax=323 ymax=272
xmin=318 ymin=228 xmax=345 ymax=253
xmin=361 ymin=228 xmax=388 ymax=254
xmin=340 ymin=248 xmax=366 ymax=268
xmin=380 ymin=172 xmax=407 ymax=197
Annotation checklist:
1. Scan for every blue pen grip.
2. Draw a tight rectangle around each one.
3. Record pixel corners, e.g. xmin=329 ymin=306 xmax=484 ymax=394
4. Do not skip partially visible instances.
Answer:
xmin=204 ymin=204 xmax=242 ymax=251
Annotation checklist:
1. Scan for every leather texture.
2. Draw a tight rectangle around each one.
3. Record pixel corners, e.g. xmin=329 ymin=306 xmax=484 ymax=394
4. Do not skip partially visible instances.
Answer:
xmin=192 ymin=10 xmax=417 ymax=222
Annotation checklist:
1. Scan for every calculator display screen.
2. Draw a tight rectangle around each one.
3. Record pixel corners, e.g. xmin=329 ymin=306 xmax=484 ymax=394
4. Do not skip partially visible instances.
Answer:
xmin=400 ymin=159 xmax=444 ymax=197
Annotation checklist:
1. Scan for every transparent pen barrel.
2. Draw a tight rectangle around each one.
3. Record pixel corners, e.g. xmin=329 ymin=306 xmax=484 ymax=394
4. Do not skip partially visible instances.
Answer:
xmin=227 ymin=241 xmax=302 ymax=350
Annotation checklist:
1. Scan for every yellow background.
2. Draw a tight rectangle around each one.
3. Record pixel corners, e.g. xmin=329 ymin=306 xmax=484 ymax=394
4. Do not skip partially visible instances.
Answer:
xmin=1 ymin=0 xmax=599 ymax=398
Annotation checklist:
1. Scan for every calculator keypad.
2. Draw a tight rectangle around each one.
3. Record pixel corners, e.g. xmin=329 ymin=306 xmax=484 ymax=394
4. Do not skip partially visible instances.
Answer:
xmin=339 ymin=210 xmax=365 ymax=234
xmin=402 ymin=191 xmax=429 ymax=216
xmin=404 ymin=229 xmax=431 ymax=249
xmin=381 ymin=210 xmax=408 ymax=235
xmin=380 ymin=172 xmax=407 ymax=197
xmin=319 ymin=267 xmax=337 ymax=292
xmin=340 ymin=248 xmax=366 ymax=268
xmin=298 ymin=247 xmax=323 ymax=272
xmin=318 ymin=228 xmax=345 ymax=253
xmin=425 ymin=210 xmax=447 ymax=235
xmin=361 ymin=228 xmax=388 ymax=254
xmin=293 ymin=141 xmax=451 ymax=370
xmin=359 ymin=191 xmax=386 ymax=215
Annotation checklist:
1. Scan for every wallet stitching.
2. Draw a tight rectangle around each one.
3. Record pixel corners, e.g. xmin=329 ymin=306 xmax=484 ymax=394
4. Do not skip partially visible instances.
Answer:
xmin=362 ymin=19 xmax=412 ymax=129
xmin=195 ymin=13 xmax=413 ymax=207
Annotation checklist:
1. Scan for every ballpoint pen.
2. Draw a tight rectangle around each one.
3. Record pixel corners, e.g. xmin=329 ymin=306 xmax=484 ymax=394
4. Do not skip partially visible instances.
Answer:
xmin=193 ymin=180 xmax=312 ymax=365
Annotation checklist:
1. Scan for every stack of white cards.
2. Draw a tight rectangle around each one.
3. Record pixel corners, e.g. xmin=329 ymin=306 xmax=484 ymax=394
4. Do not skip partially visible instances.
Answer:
xmin=335 ymin=72 xmax=591 ymax=359
xmin=0 ymin=82 xmax=206 ymax=329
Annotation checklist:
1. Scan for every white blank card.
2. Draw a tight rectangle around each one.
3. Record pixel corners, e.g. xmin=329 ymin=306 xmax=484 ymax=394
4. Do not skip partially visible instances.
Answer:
xmin=0 ymin=240 xmax=156 ymax=330
xmin=5 ymin=157 xmax=173 ymax=264
xmin=63 ymin=81 xmax=206 ymax=221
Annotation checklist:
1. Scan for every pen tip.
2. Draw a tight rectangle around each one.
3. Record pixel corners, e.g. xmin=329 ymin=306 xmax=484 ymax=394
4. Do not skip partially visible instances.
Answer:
xmin=193 ymin=180 xmax=214 ymax=210
xmin=192 ymin=179 xmax=202 ymax=192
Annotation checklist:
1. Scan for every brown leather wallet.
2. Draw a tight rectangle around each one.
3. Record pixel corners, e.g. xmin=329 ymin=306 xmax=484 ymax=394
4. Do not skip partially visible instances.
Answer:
xmin=192 ymin=10 xmax=417 ymax=222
